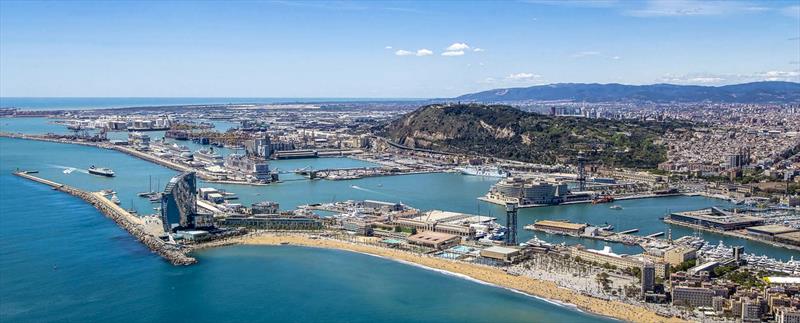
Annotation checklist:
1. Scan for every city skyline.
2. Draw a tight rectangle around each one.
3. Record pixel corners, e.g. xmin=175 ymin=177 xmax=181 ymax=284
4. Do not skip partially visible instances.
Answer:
xmin=1 ymin=0 xmax=799 ymax=98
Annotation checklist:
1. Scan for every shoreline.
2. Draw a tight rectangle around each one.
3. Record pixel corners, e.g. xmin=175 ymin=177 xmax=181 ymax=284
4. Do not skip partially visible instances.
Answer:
xmin=226 ymin=232 xmax=686 ymax=323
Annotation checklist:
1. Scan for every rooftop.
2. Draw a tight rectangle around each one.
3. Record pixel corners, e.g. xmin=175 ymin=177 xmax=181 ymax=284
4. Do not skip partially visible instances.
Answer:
xmin=482 ymin=246 xmax=520 ymax=255
xmin=747 ymin=224 xmax=800 ymax=235
xmin=534 ymin=220 xmax=587 ymax=230
xmin=408 ymin=231 xmax=459 ymax=243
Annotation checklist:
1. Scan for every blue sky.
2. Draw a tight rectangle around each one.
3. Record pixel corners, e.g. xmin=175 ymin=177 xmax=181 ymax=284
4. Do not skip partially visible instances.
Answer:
xmin=1 ymin=0 xmax=798 ymax=98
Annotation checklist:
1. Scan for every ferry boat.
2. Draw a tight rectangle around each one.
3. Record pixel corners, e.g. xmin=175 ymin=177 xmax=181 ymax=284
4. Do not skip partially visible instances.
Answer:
xmin=88 ymin=166 xmax=115 ymax=177
xmin=455 ymin=165 xmax=509 ymax=178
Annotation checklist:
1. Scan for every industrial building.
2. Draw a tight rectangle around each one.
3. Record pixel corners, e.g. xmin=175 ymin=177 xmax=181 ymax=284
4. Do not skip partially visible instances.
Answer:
xmin=746 ymin=225 xmax=800 ymax=240
xmin=668 ymin=207 xmax=764 ymax=231
xmin=532 ymin=220 xmax=587 ymax=235
xmin=773 ymin=231 xmax=800 ymax=247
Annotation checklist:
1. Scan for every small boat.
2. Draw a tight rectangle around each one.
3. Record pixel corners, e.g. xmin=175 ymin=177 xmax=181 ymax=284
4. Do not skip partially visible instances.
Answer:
xmin=610 ymin=205 xmax=623 ymax=210
xmin=111 ymin=193 xmax=121 ymax=205
xmin=88 ymin=165 xmax=115 ymax=177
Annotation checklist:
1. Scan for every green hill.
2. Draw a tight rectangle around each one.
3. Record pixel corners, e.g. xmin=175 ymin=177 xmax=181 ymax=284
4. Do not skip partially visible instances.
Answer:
xmin=382 ymin=104 xmax=682 ymax=168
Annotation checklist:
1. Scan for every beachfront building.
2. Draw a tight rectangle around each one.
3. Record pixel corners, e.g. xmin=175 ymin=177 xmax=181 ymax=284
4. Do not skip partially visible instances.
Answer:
xmin=571 ymin=245 xmax=642 ymax=270
xmin=672 ymin=286 xmax=715 ymax=307
xmin=222 ymin=215 xmax=322 ymax=230
xmin=394 ymin=210 xmax=478 ymax=239
xmin=480 ymin=246 xmax=524 ymax=264
xmin=407 ymin=231 xmax=460 ymax=250
xmin=161 ymin=172 xmax=198 ymax=232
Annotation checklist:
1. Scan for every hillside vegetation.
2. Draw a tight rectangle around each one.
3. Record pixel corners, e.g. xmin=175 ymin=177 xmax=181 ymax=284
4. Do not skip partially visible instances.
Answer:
xmin=382 ymin=104 xmax=683 ymax=168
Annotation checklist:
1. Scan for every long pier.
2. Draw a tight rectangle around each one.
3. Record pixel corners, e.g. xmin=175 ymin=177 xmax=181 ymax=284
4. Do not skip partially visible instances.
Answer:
xmin=13 ymin=170 xmax=197 ymax=265
xmin=0 ymin=132 xmax=269 ymax=186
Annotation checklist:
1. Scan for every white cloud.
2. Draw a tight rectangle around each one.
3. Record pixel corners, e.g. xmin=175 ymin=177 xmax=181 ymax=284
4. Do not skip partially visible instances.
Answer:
xmin=473 ymin=48 xmax=485 ymax=52
xmin=416 ymin=49 xmax=433 ymax=56
xmin=759 ymin=70 xmax=800 ymax=81
xmin=523 ymin=0 xmax=618 ymax=8
xmin=507 ymin=72 xmax=542 ymax=80
xmin=571 ymin=51 xmax=601 ymax=58
xmin=395 ymin=48 xmax=433 ymax=56
xmin=446 ymin=42 xmax=470 ymax=51
xmin=625 ymin=0 xmax=767 ymax=17
xmin=689 ymin=77 xmax=725 ymax=83
xmin=441 ymin=50 xmax=465 ymax=56
xmin=659 ymin=70 xmax=800 ymax=84
xmin=611 ymin=56 xmax=621 ymax=60
xmin=782 ymin=5 xmax=800 ymax=19
xmin=385 ymin=46 xmax=392 ymax=49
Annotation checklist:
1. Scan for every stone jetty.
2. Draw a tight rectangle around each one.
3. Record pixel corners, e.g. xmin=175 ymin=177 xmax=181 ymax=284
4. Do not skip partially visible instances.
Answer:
xmin=13 ymin=170 xmax=197 ymax=266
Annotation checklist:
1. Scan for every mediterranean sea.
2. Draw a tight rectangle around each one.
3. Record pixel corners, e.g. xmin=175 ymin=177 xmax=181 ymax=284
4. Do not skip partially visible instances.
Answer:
xmin=0 ymin=117 xmax=794 ymax=322
xmin=0 ymin=97 xmax=418 ymax=111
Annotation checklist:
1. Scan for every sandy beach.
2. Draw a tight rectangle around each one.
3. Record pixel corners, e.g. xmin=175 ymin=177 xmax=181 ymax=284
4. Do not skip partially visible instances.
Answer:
xmin=237 ymin=233 xmax=687 ymax=323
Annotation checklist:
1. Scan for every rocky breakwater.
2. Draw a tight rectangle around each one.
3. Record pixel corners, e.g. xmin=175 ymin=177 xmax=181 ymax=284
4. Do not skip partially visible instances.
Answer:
xmin=13 ymin=171 xmax=197 ymax=266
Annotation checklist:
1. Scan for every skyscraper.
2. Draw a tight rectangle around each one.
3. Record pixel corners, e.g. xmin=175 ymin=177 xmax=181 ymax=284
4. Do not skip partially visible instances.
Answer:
xmin=160 ymin=172 xmax=198 ymax=232
xmin=641 ymin=263 xmax=656 ymax=298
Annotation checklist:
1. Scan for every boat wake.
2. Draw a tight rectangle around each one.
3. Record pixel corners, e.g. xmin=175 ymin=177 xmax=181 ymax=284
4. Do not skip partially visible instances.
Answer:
xmin=49 ymin=164 xmax=89 ymax=174
xmin=349 ymin=185 xmax=391 ymax=197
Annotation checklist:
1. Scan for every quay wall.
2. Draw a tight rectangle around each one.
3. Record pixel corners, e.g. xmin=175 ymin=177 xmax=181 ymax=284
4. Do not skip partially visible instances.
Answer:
xmin=663 ymin=218 xmax=800 ymax=252
xmin=13 ymin=171 xmax=197 ymax=266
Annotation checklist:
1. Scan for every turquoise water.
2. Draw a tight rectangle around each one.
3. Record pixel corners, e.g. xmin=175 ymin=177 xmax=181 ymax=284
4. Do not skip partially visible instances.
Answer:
xmin=0 ymin=123 xmax=792 ymax=260
xmin=0 ymin=117 xmax=797 ymax=321
xmin=0 ymin=158 xmax=611 ymax=322
xmin=0 ymin=97 xmax=417 ymax=111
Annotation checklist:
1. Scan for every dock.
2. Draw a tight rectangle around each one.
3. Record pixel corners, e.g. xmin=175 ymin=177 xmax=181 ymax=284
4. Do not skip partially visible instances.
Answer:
xmin=13 ymin=170 xmax=197 ymax=266
xmin=618 ymin=228 xmax=639 ymax=234
xmin=645 ymin=232 xmax=665 ymax=238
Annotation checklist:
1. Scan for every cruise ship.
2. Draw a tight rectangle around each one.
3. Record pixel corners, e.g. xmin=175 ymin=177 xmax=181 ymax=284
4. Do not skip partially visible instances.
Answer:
xmin=455 ymin=165 xmax=509 ymax=178
xmin=194 ymin=148 xmax=224 ymax=166
xmin=88 ymin=166 xmax=115 ymax=177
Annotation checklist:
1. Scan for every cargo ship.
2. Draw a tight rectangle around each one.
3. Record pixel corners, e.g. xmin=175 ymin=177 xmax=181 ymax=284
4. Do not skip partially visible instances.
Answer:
xmin=88 ymin=166 xmax=115 ymax=177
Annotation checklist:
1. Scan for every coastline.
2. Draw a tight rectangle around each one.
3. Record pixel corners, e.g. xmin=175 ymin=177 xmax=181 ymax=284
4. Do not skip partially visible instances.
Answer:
xmin=231 ymin=233 xmax=686 ymax=323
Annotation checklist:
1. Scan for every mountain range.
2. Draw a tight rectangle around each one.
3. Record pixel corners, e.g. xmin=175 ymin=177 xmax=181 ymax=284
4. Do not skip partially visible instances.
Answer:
xmin=453 ymin=81 xmax=800 ymax=104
